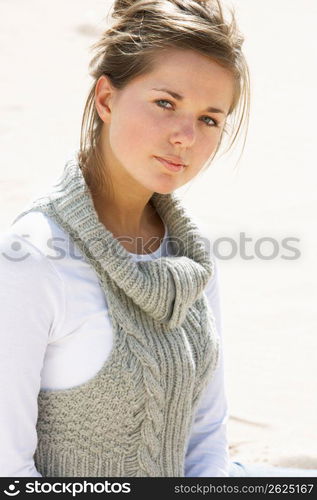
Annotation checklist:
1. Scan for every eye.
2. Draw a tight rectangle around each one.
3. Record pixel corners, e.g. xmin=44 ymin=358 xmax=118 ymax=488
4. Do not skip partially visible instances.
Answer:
xmin=155 ymin=99 xmax=174 ymax=110
xmin=154 ymin=99 xmax=220 ymax=128
xmin=200 ymin=116 xmax=219 ymax=127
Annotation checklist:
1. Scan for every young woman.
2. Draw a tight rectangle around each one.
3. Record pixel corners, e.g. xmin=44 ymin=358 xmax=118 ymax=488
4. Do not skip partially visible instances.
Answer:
xmin=1 ymin=0 xmax=316 ymax=477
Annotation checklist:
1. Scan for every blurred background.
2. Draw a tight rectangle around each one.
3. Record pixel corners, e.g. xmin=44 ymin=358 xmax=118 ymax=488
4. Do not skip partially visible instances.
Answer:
xmin=0 ymin=0 xmax=316 ymax=468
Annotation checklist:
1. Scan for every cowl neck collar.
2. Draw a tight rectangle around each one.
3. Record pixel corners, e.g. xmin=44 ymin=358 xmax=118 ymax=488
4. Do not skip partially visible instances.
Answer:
xmin=21 ymin=156 xmax=214 ymax=331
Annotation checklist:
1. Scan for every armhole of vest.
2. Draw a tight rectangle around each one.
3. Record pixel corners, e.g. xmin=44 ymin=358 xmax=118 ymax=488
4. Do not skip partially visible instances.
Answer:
xmin=11 ymin=230 xmax=67 ymax=342
xmin=45 ymin=253 xmax=67 ymax=341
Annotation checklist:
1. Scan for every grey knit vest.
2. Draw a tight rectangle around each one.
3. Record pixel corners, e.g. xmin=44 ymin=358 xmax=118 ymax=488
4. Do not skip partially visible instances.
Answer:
xmin=12 ymin=155 xmax=220 ymax=477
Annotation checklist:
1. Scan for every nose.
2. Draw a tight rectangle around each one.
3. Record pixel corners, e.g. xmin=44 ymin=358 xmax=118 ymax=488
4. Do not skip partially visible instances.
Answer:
xmin=169 ymin=117 xmax=196 ymax=148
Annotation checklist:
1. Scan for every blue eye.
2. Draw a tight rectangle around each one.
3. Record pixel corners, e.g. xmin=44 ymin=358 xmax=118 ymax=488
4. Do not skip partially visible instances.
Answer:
xmin=154 ymin=99 xmax=219 ymax=127
xmin=155 ymin=99 xmax=173 ymax=109
xmin=201 ymin=116 xmax=218 ymax=127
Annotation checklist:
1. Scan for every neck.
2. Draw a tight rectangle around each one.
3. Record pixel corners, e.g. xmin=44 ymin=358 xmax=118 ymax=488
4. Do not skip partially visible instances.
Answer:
xmin=92 ymin=192 xmax=158 ymax=236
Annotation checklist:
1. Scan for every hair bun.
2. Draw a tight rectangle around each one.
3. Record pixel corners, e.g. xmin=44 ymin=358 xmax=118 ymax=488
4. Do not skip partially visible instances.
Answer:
xmin=113 ymin=0 xmax=134 ymax=7
xmin=112 ymin=0 xmax=135 ymax=15
xmin=113 ymin=0 xmax=210 ymax=14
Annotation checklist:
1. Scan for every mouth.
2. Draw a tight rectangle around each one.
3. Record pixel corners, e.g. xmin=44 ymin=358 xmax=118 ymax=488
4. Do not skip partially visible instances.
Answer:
xmin=154 ymin=156 xmax=186 ymax=172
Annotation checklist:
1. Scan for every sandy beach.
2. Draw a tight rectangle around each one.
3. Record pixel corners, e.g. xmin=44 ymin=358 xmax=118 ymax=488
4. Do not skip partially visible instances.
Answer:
xmin=1 ymin=0 xmax=316 ymax=470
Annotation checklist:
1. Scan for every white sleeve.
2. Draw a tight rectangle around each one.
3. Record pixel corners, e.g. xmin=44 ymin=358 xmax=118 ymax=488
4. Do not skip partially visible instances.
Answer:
xmin=0 ymin=230 xmax=65 ymax=477
xmin=185 ymin=253 xmax=230 ymax=477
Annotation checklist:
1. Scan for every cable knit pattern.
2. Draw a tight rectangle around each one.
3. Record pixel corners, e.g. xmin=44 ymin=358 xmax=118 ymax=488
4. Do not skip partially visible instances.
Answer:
xmin=12 ymin=154 xmax=220 ymax=477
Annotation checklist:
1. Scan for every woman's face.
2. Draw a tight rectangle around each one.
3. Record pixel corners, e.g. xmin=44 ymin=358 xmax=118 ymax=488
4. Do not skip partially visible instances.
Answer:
xmin=97 ymin=48 xmax=235 ymax=194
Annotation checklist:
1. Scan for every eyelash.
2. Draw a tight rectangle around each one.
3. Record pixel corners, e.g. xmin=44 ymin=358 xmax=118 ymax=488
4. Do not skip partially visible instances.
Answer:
xmin=154 ymin=99 xmax=220 ymax=128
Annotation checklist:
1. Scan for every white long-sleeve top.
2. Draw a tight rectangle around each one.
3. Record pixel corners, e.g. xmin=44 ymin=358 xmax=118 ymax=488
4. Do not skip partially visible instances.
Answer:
xmin=0 ymin=210 xmax=229 ymax=477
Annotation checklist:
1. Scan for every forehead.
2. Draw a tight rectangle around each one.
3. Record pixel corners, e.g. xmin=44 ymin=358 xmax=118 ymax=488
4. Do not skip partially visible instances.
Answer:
xmin=133 ymin=48 xmax=235 ymax=109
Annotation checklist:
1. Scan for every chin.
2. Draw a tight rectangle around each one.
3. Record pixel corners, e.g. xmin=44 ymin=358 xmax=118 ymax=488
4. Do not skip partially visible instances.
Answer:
xmin=141 ymin=172 xmax=182 ymax=195
xmin=149 ymin=179 xmax=179 ymax=195
xmin=155 ymin=185 xmax=177 ymax=195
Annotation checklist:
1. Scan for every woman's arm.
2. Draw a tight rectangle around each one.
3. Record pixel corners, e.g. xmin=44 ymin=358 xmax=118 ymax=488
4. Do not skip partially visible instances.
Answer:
xmin=185 ymin=247 xmax=230 ymax=477
xmin=0 ymin=230 xmax=65 ymax=476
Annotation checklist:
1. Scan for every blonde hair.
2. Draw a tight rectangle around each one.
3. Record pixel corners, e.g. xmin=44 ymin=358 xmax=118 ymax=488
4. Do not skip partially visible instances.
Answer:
xmin=78 ymin=0 xmax=250 ymax=195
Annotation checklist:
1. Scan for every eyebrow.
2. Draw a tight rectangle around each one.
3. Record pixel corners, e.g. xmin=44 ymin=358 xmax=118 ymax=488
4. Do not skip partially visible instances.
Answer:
xmin=151 ymin=87 xmax=226 ymax=115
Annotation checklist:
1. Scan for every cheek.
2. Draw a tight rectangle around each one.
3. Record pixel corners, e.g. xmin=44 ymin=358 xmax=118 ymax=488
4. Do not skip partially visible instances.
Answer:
xmin=110 ymin=105 xmax=162 ymax=161
xmin=186 ymin=132 xmax=221 ymax=177
xmin=194 ymin=132 xmax=219 ymax=163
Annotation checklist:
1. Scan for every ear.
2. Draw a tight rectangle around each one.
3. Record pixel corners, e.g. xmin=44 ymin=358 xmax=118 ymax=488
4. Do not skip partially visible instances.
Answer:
xmin=94 ymin=75 xmax=116 ymax=123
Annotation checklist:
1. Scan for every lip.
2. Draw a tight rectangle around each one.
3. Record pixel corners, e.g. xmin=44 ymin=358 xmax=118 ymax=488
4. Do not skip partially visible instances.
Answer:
xmin=154 ymin=156 xmax=186 ymax=172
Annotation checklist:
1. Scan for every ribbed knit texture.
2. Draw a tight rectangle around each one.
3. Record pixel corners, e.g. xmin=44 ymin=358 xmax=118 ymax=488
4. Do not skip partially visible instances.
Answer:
xmin=12 ymin=155 xmax=220 ymax=477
